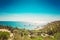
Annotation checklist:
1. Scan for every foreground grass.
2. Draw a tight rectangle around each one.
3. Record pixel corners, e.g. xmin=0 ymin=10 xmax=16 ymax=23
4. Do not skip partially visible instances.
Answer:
xmin=13 ymin=29 xmax=56 ymax=40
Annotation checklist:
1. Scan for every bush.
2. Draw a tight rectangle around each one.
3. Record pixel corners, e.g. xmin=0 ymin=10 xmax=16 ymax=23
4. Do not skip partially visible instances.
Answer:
xmin=0 ymin=31 xmax=10 ymax=40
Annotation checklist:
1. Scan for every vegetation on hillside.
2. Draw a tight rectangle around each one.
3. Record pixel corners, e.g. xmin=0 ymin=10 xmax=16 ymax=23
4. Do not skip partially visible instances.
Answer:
xmin=42 ymin=21 xmax=60 ymax=35
xmin=0 ymin=21 xmax=60 ymax=40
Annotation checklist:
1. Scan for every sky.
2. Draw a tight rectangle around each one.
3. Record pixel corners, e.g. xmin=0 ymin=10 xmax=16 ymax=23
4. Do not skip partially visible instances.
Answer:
xmin=0 ymin=0 xmax=60 ymax=24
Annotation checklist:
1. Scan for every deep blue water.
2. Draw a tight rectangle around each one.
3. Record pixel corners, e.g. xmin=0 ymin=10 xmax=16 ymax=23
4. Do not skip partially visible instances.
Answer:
xmin=0 ymin=21 xmax=37 ymax=30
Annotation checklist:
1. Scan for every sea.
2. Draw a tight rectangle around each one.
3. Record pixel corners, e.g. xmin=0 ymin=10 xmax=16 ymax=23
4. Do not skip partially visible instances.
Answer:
xmin=0 ymin=21 xmax=42 ymax=30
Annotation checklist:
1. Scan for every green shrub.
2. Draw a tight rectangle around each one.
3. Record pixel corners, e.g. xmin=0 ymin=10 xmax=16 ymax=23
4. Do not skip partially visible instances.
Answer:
xmin=0 ymin=31 xmax=10 ymax=40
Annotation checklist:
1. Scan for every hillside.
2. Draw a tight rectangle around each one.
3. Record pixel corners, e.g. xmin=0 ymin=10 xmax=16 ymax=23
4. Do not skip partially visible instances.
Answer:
xmin=0 ymin=21 xmax=60 ymax=40
xmin=41 ymin=21 xmax=60 ymax=35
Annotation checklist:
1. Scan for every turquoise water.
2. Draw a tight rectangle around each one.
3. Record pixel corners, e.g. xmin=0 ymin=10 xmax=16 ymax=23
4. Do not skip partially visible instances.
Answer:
xmin=0 ymin=21 xmax=36 ymax=30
